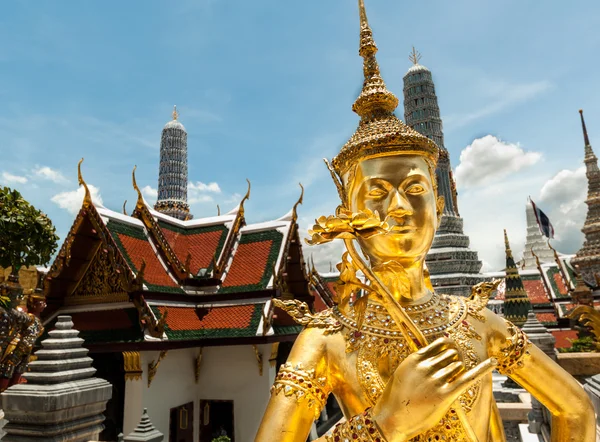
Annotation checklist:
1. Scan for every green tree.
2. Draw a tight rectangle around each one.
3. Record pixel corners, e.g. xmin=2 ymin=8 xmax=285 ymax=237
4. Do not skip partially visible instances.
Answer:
xmin=0 ymin=187 xmax=59 ymax=277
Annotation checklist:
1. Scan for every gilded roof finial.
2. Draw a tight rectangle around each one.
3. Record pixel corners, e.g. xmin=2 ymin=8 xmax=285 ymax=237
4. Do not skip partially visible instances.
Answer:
xmin=352 ymin=0 xmax=399 ymax=119
xmin=217 ymin=204 xmax=221 ymax=216
xmin=292 ymin=183 xmax=304 ymax=222
xmin=132 ymin=165 xmax=144 ymax=209
xmin=579 ymin=109 xmax=590 ymax=146
xmin=172 ymin=105 xmax=179 ymax=121
xmin=77 ymin=158 xmax=92 ymax=208
xmin=122 ymin=200 xmax=128 ymax=215
xmin=239 ymin=179 xmax=251 ymax=218
xmin=409 ymin=46 xmax=422 ymax=65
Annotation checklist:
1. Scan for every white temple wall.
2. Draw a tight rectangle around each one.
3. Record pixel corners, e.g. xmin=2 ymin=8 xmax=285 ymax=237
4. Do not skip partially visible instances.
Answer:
xmin=124 ymin=344 xmax=273 ymax=442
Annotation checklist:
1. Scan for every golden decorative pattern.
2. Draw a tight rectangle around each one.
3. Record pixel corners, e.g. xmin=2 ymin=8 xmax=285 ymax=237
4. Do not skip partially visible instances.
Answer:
xmin=325 ymin=408 xmax=385 ymax=442
xmin=70 ymin=245 xmax=129 ymax=303
xmin=466 ymin=280 xmax=501 ymax=323
xmin=272 ymin=299 xmax=342 ymax=334
xmin=122 ymin=351 xmax=142 ymax=381
xmin=496 ymin=321 xmax=531 ymax=375
xmin=271 ymin=362 xmax=330 ymax=419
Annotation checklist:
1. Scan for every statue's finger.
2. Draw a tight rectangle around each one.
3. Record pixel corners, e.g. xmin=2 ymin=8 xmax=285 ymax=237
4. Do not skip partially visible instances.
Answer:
xmin=451 ymin=358 xmax=497 ymax=392
xmin=433 ymin=360 xmax=465 ymax=383
xmin=416 ymin=337 xmax=453 ymax=357
xmin=427 ymin=348 xmax=461 ymax=372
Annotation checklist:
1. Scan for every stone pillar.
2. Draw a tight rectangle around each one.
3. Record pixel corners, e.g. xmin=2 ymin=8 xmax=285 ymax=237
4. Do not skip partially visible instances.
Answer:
xmin=521 ymin=312 xmax=556 ymax=438
xmin=1 ymin=315 xmax=112 ymax=441
xmin=123 ymin=409 xmax=163 ymax=442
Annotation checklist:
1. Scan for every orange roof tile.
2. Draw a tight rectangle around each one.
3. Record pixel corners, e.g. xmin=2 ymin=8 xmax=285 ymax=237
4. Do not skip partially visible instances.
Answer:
xmin=553 ymin=273 xmax=569 ymax=296
xmin=536 ymin=312 xmax=557 ymax=324
xmin=160 ymin=225 xmax=227 ymax=275
xmin=222 ymin=240 xmax=273 ymax=287
xmin=118 ymin=233 xmax=178 ymax=288
xmin=523 ymin=279 xmax=550 ymax=304
xmin=158 ymin=304 xmax=256 ymax=331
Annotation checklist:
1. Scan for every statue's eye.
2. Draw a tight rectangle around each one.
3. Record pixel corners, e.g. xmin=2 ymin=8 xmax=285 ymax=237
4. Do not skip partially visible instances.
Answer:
xmin=406 ymin=184 xmax=425 ymax=195
xmin=367 ymin=188 xmax=387 ymax=198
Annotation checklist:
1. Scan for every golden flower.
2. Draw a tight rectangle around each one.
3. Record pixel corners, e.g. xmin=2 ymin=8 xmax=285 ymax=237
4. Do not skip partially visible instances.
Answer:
xmin=306 ymin=208 xmax=389 ymax=245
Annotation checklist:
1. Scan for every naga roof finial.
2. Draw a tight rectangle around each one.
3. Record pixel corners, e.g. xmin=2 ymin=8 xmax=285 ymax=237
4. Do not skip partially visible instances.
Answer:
xmin=409 ymin=46 xmax=422 ymax=65
xmin=239 ymin=179 xmax=251 ymax=218
xmin=77 ymin=158 xmax=92 ymax=208
xmin=292 ymin=183 xmax=304 ymax=222
xmin=172 ymin=105 xmax=179 ymax=121
xmin=580 ymin=109 xmax=591 ymax=146
xmin=132 ymin=165 xmax=144 ymax=209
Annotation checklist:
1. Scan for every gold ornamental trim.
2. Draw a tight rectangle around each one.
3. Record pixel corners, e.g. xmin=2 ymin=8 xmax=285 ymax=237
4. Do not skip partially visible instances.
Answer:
xmin=123 ymin=351 xmax=142 ymax=381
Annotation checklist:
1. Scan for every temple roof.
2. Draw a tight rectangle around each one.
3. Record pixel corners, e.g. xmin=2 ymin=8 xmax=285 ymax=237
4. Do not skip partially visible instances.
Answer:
xmin=42 ymin=167 xmax=311 ymax=350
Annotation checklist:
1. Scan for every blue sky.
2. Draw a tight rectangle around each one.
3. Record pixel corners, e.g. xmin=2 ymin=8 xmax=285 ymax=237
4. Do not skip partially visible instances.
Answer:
xmin=1 ymin=0 xmax=599 ymax=271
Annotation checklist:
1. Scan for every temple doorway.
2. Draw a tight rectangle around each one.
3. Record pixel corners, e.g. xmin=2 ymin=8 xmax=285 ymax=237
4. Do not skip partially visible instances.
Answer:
xmin=199 ymin=400 xmax=234 ymax=442
xmin=169 ymin=402 xmax=194 ymax=442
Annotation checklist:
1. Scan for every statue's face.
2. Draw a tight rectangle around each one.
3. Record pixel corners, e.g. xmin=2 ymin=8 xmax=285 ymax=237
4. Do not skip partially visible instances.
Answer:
xmin=348 ymin=155 xmax=440 ymax=266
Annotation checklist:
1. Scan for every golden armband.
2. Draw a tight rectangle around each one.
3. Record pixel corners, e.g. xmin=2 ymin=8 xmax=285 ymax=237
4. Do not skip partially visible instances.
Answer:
xmin=271 ymin=362 xmax=330 ymax=419
xmin=325 ymin=408 xmax=386 ymax=442
xmin=496 ymin=322 xmax=532 ymax=375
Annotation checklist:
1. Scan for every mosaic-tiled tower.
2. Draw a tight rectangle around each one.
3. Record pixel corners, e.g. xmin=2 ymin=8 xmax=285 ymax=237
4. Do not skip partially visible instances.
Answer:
xmin=521 ymin=201 xmax=554 ymax=269
xmin=571 ymin=109 xmax=600 ymax=285
xmin=403 ymin=49 xmax=484 ymax=296
xmin=154 ymin=106 xmax=191 ymax=220
xmin=503 ymin=230 xmax=531 ymax=327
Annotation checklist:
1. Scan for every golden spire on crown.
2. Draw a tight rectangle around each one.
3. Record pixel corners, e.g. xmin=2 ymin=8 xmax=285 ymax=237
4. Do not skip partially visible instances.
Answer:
xmin=330 ymin=0 xmax=438 ymax=183
xmin=172 ymin=105 xmax=179 ymax=121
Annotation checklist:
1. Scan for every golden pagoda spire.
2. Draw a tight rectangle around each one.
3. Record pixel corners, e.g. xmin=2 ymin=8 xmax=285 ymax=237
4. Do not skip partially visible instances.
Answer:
xmin=503 ymin=229 xmax=513 ymax=259
xmin=409 ymin=46 xmax=422 ymax=65
xmin=352 ymin=0 xmax=399 ymax=119
xmin=172 ymin=105 xmax=179 ymax=121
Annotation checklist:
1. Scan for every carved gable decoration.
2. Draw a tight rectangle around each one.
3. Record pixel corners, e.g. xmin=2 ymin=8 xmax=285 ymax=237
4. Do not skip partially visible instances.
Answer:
xmin=69 ymin=248 xmax=129 ymax=305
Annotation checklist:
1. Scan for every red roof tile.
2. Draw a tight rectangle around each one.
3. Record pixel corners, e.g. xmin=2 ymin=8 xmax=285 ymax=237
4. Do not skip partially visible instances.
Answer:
xmin=551 ymin=330 xmax=578 ymax=349
xmin=118 ymin=233 xmax=178 ymax=287
xmin=523 ymin=280 xmax=550 ymax=304
xmin=222 ymin=240 xmax=274 ymax=287
xmin=158 ymin=304 xmax=256 ymax=331
xmin=160 ymin=227 xmax=226 ymax=275
xmin=536 ymin=312 xmax=557 ymax=324
xmin=553 ymin=272 xmax=569 ymax=296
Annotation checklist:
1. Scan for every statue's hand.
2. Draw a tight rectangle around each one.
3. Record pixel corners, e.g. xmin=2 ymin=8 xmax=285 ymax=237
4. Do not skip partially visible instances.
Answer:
xmin=372 ymin=337 xmax=496 ymax=441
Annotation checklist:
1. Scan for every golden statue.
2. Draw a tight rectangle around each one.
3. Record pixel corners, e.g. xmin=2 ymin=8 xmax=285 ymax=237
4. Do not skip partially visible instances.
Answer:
xmin=255 ymin=1 xmax=595 ymax=441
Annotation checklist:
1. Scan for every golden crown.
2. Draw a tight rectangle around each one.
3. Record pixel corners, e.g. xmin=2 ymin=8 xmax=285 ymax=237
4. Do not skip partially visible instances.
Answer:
xmin=330 ymin=0 xmax=438 ymax=180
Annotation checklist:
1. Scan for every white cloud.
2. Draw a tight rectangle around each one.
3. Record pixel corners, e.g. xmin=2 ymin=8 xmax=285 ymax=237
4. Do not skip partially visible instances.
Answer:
xmin=51 ymin=184 xmax=103 ymax=215
xmin=32 ymin=166 xmax=68 ymax=183
xmin=188 ymin=181 xmax=221 ymax=205
xmin=188 ymin=181 xmax=221 ymax=193
xmin=537 ymin=166 xmax=587 ymax=253
xmin=455 ymin=135 xmax=542 ymax=189
xmin=141 ymin=185 xmax=158 ymax=203
xmin=1 ymin=171 xmax=28 ymax=184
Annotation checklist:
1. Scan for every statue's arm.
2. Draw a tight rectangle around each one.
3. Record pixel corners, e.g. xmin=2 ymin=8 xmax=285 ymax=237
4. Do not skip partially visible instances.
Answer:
xmin=255 ymin=327 xmax=332 ymax=442
xmin=485 ymin=310 xmax=596 ymax=442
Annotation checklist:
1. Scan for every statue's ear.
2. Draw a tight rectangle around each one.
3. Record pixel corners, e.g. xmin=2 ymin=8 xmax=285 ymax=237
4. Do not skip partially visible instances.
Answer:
xmin=436 ymin=196 xmax=445 ymax=227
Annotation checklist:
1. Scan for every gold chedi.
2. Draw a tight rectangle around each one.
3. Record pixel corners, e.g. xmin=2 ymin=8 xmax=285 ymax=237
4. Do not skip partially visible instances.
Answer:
xmin=255 ymin=1 xmax=595 ymax=440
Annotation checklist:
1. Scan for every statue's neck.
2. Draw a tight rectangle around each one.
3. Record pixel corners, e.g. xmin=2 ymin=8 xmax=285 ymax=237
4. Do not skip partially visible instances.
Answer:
xmin=370 ymin=258 xmax=431 ymax=305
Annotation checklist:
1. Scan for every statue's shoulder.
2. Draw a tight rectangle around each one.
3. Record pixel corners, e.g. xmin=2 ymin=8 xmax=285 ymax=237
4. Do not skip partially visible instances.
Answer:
xmin=272 ymin=299 xmax=342 ymax=334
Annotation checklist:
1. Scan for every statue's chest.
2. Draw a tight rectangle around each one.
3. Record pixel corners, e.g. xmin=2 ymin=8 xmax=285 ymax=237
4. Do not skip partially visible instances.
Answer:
xmin=331 ymin=295 xmax=488 ymax=409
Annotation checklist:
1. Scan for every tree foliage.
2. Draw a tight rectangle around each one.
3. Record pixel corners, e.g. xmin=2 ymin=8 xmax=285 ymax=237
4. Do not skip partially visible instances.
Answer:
xmin=0 ymin=187 xmax=59 ymax=275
